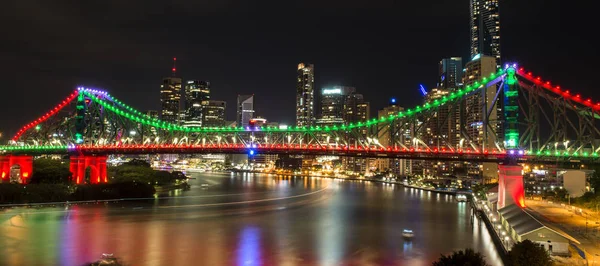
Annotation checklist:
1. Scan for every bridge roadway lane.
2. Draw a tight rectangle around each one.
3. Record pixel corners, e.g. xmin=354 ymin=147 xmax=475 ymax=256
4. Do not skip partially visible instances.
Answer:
xmin=0 ymin=172 xmax=503 ymax=266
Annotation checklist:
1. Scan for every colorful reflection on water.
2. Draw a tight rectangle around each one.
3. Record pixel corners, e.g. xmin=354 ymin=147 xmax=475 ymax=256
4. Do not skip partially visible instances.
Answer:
xmin=0 ymin=173 xmax=502 ymax=266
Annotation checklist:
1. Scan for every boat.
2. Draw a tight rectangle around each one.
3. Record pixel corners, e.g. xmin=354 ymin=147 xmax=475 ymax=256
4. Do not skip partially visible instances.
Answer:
xmin=89 ymin=253 xmax=122 ymax=266
xmin=402 ymin=229 xmax=414 ymax=238
xmin=455 ymin=194 xmax=468 ymax=202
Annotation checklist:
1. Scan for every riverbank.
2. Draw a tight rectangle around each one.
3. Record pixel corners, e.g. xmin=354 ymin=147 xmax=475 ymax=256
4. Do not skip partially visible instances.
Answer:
xmin=526 ymin=199 xmax=600 ymax=265
xmin=231 ymin=170 xmax=469 ymax=196
xmin=470 ymin=199 xmax=510 ymax=265
xmin=0 ymin=181 xmax=189 ymax=207
xmin=154 ymin=182 xmax=190 ymax=193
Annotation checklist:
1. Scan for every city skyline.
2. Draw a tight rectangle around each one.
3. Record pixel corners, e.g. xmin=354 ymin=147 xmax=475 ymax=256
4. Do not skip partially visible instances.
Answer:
xmin=0 ymin=0 xmax=596 ymax=137
xmin=1 ymin=1 xmax=599 ymax=264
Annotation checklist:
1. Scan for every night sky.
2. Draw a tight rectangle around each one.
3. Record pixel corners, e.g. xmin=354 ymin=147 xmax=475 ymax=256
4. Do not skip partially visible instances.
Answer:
xmin=0 ymin=0 xmax=596 ymax=137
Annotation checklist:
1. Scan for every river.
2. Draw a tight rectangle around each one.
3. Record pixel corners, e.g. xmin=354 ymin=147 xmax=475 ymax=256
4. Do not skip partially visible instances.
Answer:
xmin=0 ymin=172 xmax=502 ymax=266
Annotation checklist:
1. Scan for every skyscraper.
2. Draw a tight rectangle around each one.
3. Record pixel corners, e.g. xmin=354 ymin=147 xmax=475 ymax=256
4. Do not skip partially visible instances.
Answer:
xmin=463 ymin=55 xmax=501 ymax=181
xmin=470 ymin=0 xmax=501 ymax=66
xmin=343 ymin=92 xmax=369 ymax=124
xmin=184 ymin=80 xmax=210 ymax=127
xmin=438 ymin=57 xmax=463 ymax=90
xmin=160 ymin=58 xmax=182 ymax=124
xmin=438 ymin=57 xmax=463 ymax=151
xmin=342 ymin=92 xmax=370 ymax=174
xmin=377 ymin=100 xmax=405 ymax=176
xmin=317 ymin=86 xmax=355 ymax=126
xmin=160 ymin=77 xmax=182 ymax=124
xmin=203 ymin=100 xmax=227 ymax=127
xmin=296 ymin=63 xmax=315 ymax=127
xmin=237 ymin=95 xmax=254 ymax=127
xmin=464 ymin=54 xmax=500 ymax=150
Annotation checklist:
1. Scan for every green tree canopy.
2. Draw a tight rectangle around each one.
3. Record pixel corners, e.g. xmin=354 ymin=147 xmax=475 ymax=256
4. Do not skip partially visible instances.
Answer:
xmin=507 ymin=240 xmax=553 ymax=266
xmin=432 ymin=248 xmax=489 ymax=266
xmin=30 ymin=158 xmax=72 ymax=184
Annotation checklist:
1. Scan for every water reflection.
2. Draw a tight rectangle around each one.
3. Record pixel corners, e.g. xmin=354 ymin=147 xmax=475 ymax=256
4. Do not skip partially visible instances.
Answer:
xmin=0 ymin=173 xmax=502 ymax=266
xmin=237 ymin=226 xmax=261 ymax=266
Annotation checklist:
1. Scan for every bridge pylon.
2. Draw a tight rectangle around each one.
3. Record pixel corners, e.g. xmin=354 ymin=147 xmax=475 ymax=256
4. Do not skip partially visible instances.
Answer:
xmin=69 ymin=155 xmax=107 ymax=184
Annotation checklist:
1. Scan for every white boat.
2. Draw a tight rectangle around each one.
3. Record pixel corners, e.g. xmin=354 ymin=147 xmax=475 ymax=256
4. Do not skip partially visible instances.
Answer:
xmin=455 ymin=194 xmax=468 ymax=202
xmin=402 ymin=229 xmax=414 ymax=238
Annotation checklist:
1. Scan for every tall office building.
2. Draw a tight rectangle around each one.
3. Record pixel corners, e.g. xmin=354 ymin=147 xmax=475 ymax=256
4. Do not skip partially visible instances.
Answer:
xmin=376 ymin=99 xmax=424 ymax=176
xmin=317 ymin=86 xmax=356 ymax=126
xmin=422 ymin=88 xmax=452 ymax=177
xmin=184 ymin=80 xmax=210 ymax=127
xmin=438 ymin=57 xmax=464 ymax=150
xmin=344 ymin=93 xmax=370 ymax=124
xmin=377 ymin=100 xmax=405 ymax=176
xmin=423 ymin=88 xmax=452 ymax=148
xmin=237 ymin=95 xmax=254 ymax=127
xmin=160 ymin=58 xmax=183 ymax=124
xmin=438 ymin=57 xmax=463 ymax=90
xmin=296 ymin=63 xmax=315 ymax=127
xmin=470 ymin=0 xmax=501 ymax=66
xmin=463 ymin=55 xmax=501 ymax=181
xmin=203 ymin=100 xmax=227 ymax=127
xmin=160 ymin=77 xmax=182 ymax=124
xmin=464 ymin=55 xmax=500 ymax=149
xmin=342 ymin=92 xmax=370 ymax=174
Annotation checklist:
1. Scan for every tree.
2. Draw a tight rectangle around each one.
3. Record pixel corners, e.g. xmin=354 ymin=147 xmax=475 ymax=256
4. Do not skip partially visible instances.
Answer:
xmin=590 ymin=174 xmax=600 ymax=195
xmin=30 ymin=158 xmax=72 ymax=184
xmin=554 ymin=188 xmax=568 ymax=202
xmin=507 ymin=240 xmax=552 ymax=266
xmin=432 ymin=248 xmax=489 ymax=266
xmin=122 ymin=159 xmax=151 ymax=168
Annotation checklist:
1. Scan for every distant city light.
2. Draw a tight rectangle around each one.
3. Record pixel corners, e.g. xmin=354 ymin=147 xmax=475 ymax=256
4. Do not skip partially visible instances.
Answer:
xmin=322 ymin=88 xmax=342 ymax=95
xmin=419 ymin=84 xmax=428 ymax=96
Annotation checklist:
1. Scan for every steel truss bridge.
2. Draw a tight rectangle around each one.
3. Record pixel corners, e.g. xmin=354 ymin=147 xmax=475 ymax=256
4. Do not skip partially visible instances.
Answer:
xmin=2 ymin=64 xmax=600 ymax=183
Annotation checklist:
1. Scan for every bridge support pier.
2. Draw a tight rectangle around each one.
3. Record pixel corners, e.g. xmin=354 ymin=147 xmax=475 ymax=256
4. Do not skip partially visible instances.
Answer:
xmin=0 ymin=155 xmax=33 ymax=183
xmin=69 ymin=155 xmax=107 ymax=184
xmin=497 ymin=165 xmax=525 ymax=209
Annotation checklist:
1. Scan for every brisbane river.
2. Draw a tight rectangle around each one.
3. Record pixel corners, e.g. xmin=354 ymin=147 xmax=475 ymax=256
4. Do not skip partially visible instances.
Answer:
xmin=0 ymin=172 xmax=502 ymax=266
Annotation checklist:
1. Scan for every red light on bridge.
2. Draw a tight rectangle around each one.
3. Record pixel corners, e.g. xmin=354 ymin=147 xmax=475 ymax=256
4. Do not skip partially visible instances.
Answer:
xmin=527 ymin=72 xmax=532 ymax=76
xmin=576 ymin=94 xmax=580 ymax=98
